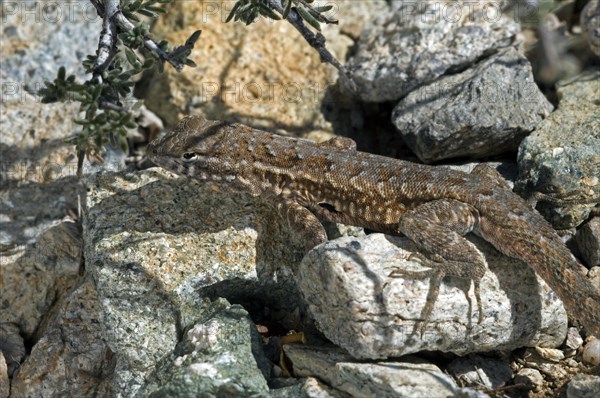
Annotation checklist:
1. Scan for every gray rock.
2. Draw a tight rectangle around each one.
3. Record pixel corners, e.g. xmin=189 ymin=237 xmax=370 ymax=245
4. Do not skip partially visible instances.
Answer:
xmin=581 ymin=0 xmax=600 ymax=56
xmin=297 ymin=233 xmax=567 ymax=359
xmin=392 ymin=47 xmax=553 ymax=163
xmin=0 ymin=354 xmax=8 ymax=398
xmin=516 ymin=70 xmax=600 ymax=228
xmin=269 ymin=377 xmax=351 ymax=398
xmin=327 ymin=0 xmax=390 ymax=39
xmin=575 ymin=217 xmax=600 ymax=267
xmin=345 ymin=0 xmax=520 ymax=102
xmin=581 ymin=338 xmax=600 ymax=367
xmin=284 ymin=345 xmax=488 ymax=398
xmin=83 ymin=168 xmax=306 ymax=394
xmin=564 ymin=327 xmax=584 ymax=356
xmin=567 ymin=374 xmax=600 ymax=398
xmin=0 ymin=217 xmax=82 ymax=339
xmin=0 ymin=323 xmax=25 ymax=377
xmin=514 ymin=368 xmax=544 ymax=392
xmin=143 ymin=299 xmax=270 ymax=397
xmin=447 ymin=355 xmax=513 ymax=390
xmin=9 ymin=280 xmax=113 ymax=398
xmin=0 ymin=0 xmax=101 ymax=101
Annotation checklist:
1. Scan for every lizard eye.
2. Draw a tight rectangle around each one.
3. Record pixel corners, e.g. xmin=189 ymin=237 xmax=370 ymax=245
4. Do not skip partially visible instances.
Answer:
xmin=182 ymin=152 xmax=197 ymax=161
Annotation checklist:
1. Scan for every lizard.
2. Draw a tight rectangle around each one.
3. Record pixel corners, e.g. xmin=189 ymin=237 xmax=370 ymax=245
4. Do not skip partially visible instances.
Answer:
xmin=146 ymin=116 xmax=600 ymax=337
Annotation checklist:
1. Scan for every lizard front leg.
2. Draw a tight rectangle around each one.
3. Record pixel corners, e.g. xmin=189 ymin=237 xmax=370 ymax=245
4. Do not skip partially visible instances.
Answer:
xmin=394 ymin=199 xmax=487 ymax=332
xmin=275 ymin=198 xmax=328 ymax=253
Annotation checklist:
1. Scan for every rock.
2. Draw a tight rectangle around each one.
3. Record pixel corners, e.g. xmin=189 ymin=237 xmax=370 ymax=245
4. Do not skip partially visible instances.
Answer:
xmin=297 ymin=234 xmax=567 ymax=359
xmin=535 ymin=346 xmax=565 ymax=362
xmin=566 ymin=374 xmax=600 ymax=398
xmin=564 ymin=327 xmax=584 ymax=355
xmin=0 ymin=0 xmax=101 ymax=101
xmin=269 ymin=377 xmax=351 ymax=398
xmin=345 ymin=0 xmax=520 ymax=102
xmin=284 ymin=344 xmax=488 ymax=398
xmin=9 ymin=281 xmax=113 ymax=398
xmin=0 ymin=99 xmax=82 ymax=185
xmin=392 ymin=47 xmax=553 ymax=163
xmin=142 ymin=299 xmax=270 ymax=397
xmin=447 ymin=355 xmax=513 ymax=390
xmin=514 ymin=368 xmax=544 ymax=392
xmin=516 ymin=70 xmax=600 ymax=228
xmin=575 ymin=217 xmax=600 ymax=267
xmin=82 ymin=168 xmax=306 ymax=394
xmin=0 ymin=323 xmax=25 ymax=377
xmin=0 ymin=353 xmax=8 ymax=398
xmin=331 ymin=0 xmax=390 ymax=39
xmin=140 ymin=0 xmax=371 ymax=134
xmin=0 ymin=217 xmax=82 ymax=339
xmin=581 ymin=337 xmax=600 ymax=366
xmin=581 ymin=0 xmax=600 ymax=56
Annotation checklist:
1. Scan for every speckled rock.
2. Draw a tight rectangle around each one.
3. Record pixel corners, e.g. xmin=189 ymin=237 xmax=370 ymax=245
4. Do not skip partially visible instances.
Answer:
xmin=284 ymin=344 xmax=488 ymax=398
xmin=0 ymin=0 xmax=101 ymax=101
xmin=269 ymin=377 xmax=351 ymax=398
xmin=447 ymin=355 xmax=513 ymax=390
xmin=581 ymin=0 xmax=600 ymax=56
xmin=140 ymin=0 xmax=371 ymax=133
xmin=516 ymin=70 xmax=600 ymax=228
xmin=9 ymin=280 xmax=113 ymax=398
xmin=566 ymin=373 xmax=600 ymax=398
xmin=392 ymin=47 xmax=553 ymax=163
xmin=298 ymin=233 xmax=567 ymax=359
xmin=0 ymin=323 xmax=25 ymax=378
xmin=83 ymin=168 xmax=306 ymax=395
xmin=345 ymin=0 xmax=520 ymax=102
xmin=0 ymin=214 xmax=82 ymax=337
xmin=142 ymin=299 xmax=270 ymax=397
xmin=0 ymin=354 xmax=8 ymax=398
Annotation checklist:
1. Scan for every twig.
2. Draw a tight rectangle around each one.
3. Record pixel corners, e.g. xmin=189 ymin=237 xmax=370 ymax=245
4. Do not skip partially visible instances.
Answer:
xmin=89 ymin=0 xmax=188 ymax=74
xmin=92 ymin=0 xmax=119 ymax=82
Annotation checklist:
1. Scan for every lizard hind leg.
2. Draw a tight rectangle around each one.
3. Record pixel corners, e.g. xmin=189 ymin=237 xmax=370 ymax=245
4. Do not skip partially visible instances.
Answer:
xmin=393 ymin=200 xmax=487 ymax=333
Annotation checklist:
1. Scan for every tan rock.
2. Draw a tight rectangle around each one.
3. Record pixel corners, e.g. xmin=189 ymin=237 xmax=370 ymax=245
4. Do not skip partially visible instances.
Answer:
xmin=141 ymin=0 xmax=384 ymax=134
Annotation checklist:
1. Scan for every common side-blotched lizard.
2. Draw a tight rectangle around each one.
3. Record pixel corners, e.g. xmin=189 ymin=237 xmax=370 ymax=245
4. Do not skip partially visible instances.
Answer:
xmin=147 ymin=116 xmax=600 ymax=336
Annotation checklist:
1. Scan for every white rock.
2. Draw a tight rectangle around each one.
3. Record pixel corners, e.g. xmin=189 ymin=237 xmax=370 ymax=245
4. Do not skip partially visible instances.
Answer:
xmin=298 ymin=234 xmax=567 ymax=359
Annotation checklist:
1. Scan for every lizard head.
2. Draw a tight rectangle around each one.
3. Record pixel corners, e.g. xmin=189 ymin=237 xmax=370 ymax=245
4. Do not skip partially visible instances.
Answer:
xmin=146 ymin=116 xmax=235 ymax=181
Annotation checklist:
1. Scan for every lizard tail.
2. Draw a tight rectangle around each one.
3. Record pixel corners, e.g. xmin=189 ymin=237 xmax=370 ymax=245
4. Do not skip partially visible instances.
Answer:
xmin=478 ymin=204 xmax=600 ymax=337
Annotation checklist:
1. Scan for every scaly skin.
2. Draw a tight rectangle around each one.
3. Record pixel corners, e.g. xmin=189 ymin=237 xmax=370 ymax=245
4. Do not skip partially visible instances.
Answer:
xmin=147 ymin=116 xmax=600 ymax=336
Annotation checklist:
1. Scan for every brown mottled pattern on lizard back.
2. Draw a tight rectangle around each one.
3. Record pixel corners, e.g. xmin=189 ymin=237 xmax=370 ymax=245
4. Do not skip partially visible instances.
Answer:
xmin=147 ymin=116 xmax=600 ymax=336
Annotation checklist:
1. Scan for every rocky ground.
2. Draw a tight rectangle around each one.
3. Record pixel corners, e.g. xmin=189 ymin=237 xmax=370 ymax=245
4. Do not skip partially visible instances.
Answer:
xmin=1 ymin=1 xmax=599 ymax=397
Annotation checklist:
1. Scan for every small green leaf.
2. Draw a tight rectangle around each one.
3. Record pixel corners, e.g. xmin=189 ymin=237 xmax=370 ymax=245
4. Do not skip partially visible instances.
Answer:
xmin=186 ymin=30 xmax=202 ymax=46
xmin=296 ymin=6 xmax=321 ymax=30
xmin=313 ymin=5 xmax=333 ymax=13
xmin=259 ymin=3 xmax=280 ymax=20
xmin=142 ymin=58 xmax=154 ymax=68
xmin=137 ymin=9 xmax=156 ymax=18
xmin=283 ymin=0 xmax=292 ymax=18
xmin=145 ymin=5 xmax=166 ymax=14
xmin=125 ymin=48 xmax=138 ymax=66
xmin=226 ymin=1 xmax=242 ymax=23
xmin=119 ymin=135 xmax=129 ymax=153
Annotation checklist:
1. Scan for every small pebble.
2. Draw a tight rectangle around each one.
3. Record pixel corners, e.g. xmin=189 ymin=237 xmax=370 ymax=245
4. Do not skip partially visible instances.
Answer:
xmin=564 ymin=327 xmax=583 ymax=352
xmin=535 ymin=347 xmax=564 ymax=362
xmin=581 ymin=337 xmax=600 ymax=366
xmin=514 ymin=368 xmax=544 ymax=392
